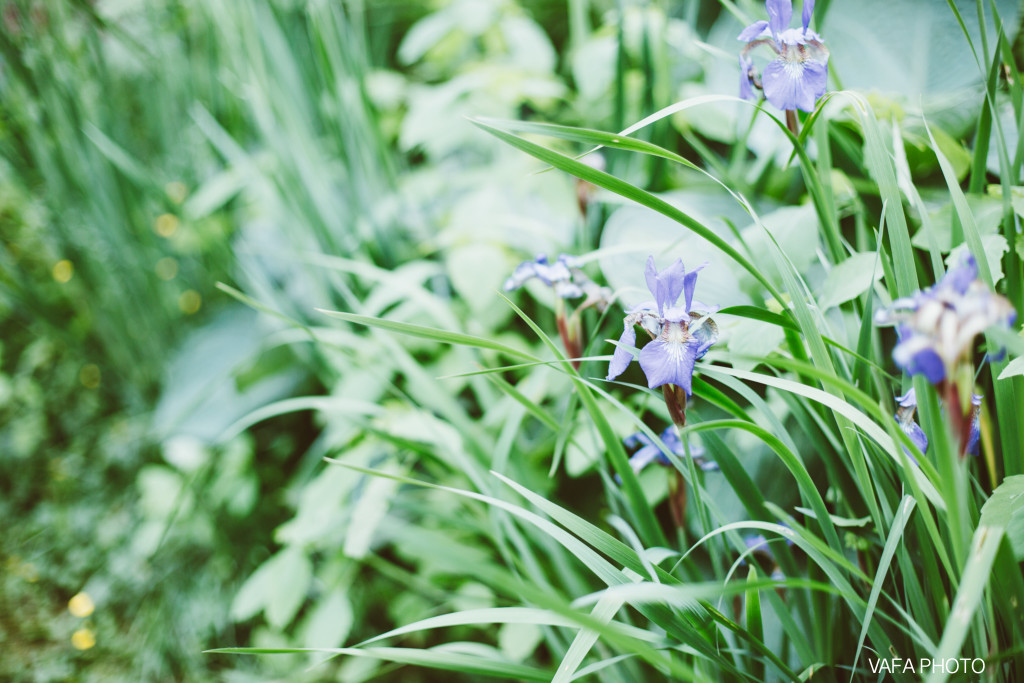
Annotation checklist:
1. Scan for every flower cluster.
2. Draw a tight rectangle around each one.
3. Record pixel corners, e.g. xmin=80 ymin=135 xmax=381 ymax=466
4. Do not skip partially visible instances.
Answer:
xmin=606 ymin=256 xmax=718 ymax=397
xmin=738 ymin=0 xmax=829 ymax=113
xmin=875 ymin=254 xmax=1015 ymax=386
xmin=623 ymin=427 xmax=718 ymax=476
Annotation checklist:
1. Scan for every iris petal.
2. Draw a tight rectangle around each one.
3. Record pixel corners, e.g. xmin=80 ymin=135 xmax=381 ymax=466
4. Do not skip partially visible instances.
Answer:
xmin=639 ymin=338 xmax=698 ymax=394
xmin=606 ymin=324 xmax=637 ymax=381
xmin=762 ymin=58 xmax=826 ymax=113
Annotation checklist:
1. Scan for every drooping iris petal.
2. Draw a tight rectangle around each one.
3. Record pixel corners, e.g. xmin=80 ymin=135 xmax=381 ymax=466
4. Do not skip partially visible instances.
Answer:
xmin=504 ymin=259 xmax=541 ymax=291
xmin=606 ymin=323 xmax=637 ymax=381
xmin=638 ymin=335 xmax=699 ymax=394
xmin=738 ymin=20 xmax=769 ymax=41
xmin=739 ymin=55 xmax=757 ymax=100
xmin=762 ymin=57 xmax=827 ymax=113
xmin=627 ymin=443 xmax=664 ymax=473
xmin=900 ymin=421 xmax=928 ymax=463
xmin=892 ymin=340 xmax=946 ymax=384
xmin=689 ymin=313 xmax=719 ymax=360
xmin=622 ymin=427 xmax=715 ymax=475
xmin=907 ymin=348 xmax=946 ymax=384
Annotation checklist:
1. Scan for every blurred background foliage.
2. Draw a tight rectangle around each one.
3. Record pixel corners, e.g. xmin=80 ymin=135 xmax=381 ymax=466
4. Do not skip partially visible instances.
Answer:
xmin=1 ymin=0 xmax=1022 ymax=680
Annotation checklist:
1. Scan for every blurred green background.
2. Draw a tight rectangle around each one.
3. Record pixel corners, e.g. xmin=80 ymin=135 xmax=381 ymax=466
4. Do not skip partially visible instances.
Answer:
xmin=2 ymin=0 xmax=1022 ymax=680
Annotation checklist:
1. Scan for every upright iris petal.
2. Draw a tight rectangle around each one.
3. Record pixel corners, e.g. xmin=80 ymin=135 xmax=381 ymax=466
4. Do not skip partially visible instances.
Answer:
xmin=605 ymin=257 xmax=718 ymax=396
xmin=737 ymin=0 xmax=829 ymax=113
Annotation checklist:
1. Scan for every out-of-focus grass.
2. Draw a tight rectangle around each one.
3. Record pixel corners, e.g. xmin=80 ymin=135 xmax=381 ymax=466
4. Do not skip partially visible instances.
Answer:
xmin=0 ymin=0 xmax=404 ymax=679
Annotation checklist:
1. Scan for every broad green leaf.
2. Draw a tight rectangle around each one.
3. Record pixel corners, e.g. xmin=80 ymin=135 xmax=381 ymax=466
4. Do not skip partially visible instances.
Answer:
xmin=266 ymin=547 xmax=312 ymax=630
xmin=979 ymin=475 xmax=1024 ymax=561
xmin=925 ymin=476 xmax=1024 ymax=682
xmin=997 ymin=355 xmax=1024 ymax=380
xmin=301 ymin=589 xmax=354 ymax=650
xmin=818 ymin=252 xmax=883 ymax=309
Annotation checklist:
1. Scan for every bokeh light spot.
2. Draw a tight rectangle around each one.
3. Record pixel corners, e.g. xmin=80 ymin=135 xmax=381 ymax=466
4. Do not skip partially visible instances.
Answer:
xmin=71 ymin=628 xmax=96 ymax=650
xmin=68 ymin=592 xmax=95 ymax=618
xmin=52 ymin=259 xmax=73 ymax=283
xmin=155 ymin=257 xmax=178 ymax=280
xmin=165 ymin=181 xmax=187 ymax=204
xmin=179 ymin=290 xmax=201 ymax=314
xmin=154 ymin=213 xmax=179 ymax=238
xmin=80 ymin=364 xmax=101 ymax=389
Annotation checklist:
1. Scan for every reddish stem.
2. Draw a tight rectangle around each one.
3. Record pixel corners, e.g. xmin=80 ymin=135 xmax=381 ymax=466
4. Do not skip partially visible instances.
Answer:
xmin=942 ymin=380 xmax=971 ymax=458
xmin=662 ymin=384 xmax=687 ymax=429
xmin=669 ymin=470 xmax=687 ymax=530
xmin=786 ymin=109 xmax=799 ymax=137
xmin=556 ymin=309 xmax=581 ymax=371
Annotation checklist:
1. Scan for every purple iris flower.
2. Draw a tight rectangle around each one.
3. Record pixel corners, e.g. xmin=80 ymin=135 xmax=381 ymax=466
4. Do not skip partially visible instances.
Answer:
xmin=742 ymin=534 xmax=786 ymax=580
xmin=623 ymin=427 xmax=718 ymax=475
xmin=737 ymin=0 xmax=829 ymax=113
xmin=894 ymin=389 xmax=928 ymax=463
xmin=875 ymin=254 xmax=1016 ymax=385
xmin=606 ymin=256 xmax=718 ymax=396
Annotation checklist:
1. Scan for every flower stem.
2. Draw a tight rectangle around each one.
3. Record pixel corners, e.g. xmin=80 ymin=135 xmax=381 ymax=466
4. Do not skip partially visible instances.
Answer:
xmin=943 ymin=380 xmax=971 ymax=458
xmin=785 ymin=109 xmax=799 ymax=137
xmin=669 ymin=470 xmax=687 ymax=529
xmin=555 ymin=299 xmax=581 ymax=370
xmin=662 ymin=384 xmax=687 ymax=429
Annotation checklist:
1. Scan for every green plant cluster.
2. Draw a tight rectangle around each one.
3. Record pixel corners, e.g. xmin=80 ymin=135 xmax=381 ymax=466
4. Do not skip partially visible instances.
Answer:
xmin=4 ymin=0 xmax=1024 ymax=681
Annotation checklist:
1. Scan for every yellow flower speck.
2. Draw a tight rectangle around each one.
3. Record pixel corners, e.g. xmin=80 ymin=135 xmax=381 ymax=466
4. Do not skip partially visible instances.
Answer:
xmin=68 ymin=592 xmax=95 ymax=618
xmin=52 ymin=260 xmax=73 ymax=283
xmin=155 ymin=257 xmax=178 ymax=280
xmin=79 ymin=364 xmax=101 ymax=389
xmin=165 ymin=181 xmax=187 ymax=204
xmin=154 ymin=213 xmax=179 ymax=238
xmin=178 ymin=289 xmax=201 ymax=314
xmin=71 ymin=628 xmax=96 ymax=650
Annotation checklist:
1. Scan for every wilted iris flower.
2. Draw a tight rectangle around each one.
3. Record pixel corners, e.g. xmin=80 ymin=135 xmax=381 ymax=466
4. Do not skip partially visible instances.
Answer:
xmin=966 ymin=393 xmax=983 ymax=456
xmin=504 ymin=253 xmax=583 ymax=298
xmin=606 ymin=256 xmax=718 ymax=397
xmin=623 ymin=427 xmax=718 ymax=475
xmin=893 ymin=388 xmax=984 ymax=460
xmin=505 ymin=252 xmax=613 ymax=369
xmin=894 ymin=389 xmax=928 ymax=462
xmin=738 ymin=0 xmax=829 ymax=113
xmin=504 ymin=253 xmax=612 ymax=310
xmin=875 ymin=254 xmax=1016 ymax=386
